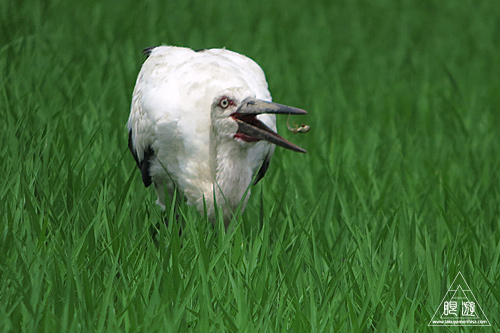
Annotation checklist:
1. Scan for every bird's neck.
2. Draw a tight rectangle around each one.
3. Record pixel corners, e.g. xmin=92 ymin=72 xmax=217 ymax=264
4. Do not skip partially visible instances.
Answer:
xmin=211 ymin=139 xmax=253 ymax=220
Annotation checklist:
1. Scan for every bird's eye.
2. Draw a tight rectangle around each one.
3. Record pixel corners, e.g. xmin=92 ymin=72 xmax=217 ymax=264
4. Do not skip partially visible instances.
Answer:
xmin=219 ymin=97 xmax=230 ymax=109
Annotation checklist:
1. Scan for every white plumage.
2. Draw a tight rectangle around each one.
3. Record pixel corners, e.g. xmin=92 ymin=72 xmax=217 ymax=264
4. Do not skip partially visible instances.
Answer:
xmin=128 ymin=46 xmax=306 ymax=227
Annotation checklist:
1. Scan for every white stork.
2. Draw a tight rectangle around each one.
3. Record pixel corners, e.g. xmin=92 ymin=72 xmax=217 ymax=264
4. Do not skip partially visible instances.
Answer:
xmin=127 ymin=46 xmax=307 ymax=228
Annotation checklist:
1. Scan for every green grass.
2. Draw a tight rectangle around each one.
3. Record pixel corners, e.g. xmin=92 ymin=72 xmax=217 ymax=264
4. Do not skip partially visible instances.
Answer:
xmin=1 ymin=0 xmax=500 ymax=331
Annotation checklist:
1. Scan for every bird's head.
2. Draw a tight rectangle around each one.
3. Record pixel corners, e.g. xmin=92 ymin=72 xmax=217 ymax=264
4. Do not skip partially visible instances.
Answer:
xmin=211 ymin=88 xmax=307 ymax=153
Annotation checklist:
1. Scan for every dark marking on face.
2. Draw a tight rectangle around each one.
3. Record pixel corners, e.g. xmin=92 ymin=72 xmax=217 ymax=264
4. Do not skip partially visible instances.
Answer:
xmin=218 ymin=97 xmax=235 ymax=109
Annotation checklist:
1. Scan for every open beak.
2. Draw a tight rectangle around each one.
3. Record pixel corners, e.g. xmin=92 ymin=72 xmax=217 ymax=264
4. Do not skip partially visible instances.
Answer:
xmin=231 ymin=98 xmax=308 ymax=153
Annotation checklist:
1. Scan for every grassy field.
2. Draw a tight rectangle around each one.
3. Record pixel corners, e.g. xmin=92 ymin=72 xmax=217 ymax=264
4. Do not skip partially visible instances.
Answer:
xmin=1 ymin=0 xmax=499 ymax=331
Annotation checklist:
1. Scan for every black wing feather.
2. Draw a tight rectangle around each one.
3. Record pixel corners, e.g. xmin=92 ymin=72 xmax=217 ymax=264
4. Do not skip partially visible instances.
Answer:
xmin=128 ymin=130 xmax=154 ymax=187
xmin=253 ymin=154 xmax=271 ymax=185
xmin=142 ymin=46 xmax=156 ymax=57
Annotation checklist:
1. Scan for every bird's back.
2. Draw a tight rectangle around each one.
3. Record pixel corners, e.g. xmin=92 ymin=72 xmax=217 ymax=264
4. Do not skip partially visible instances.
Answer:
xmin=128 ymin=46 xmax=276 ymax=209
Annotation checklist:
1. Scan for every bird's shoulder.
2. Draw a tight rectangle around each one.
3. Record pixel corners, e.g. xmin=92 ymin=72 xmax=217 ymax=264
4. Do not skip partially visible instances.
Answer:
xmin=146 ymin=46 xmax=265 ymax=72
xmin=201 ymin=48 xmax=267 ymax=79
xmin=140 ymin=46 xmax=270 ymax=97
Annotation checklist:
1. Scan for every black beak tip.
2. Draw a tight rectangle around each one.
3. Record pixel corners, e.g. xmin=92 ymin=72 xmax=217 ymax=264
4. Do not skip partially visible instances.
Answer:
xmin=296 ymin=147 xmax=307 ymax=154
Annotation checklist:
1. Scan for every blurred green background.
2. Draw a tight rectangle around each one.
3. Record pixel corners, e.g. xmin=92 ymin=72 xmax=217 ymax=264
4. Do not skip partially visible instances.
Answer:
xmin=1 ymin=0 xmax=499 ymax=331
